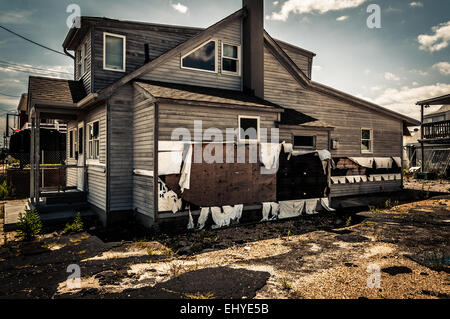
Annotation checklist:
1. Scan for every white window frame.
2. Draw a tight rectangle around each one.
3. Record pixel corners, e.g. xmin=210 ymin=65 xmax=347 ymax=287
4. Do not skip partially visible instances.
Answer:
xmin=87 ymin=120 xmax=100 ymax=162
xmin=238 ymin=115 xmax=260 ymax=143
xmin=361 ymin=128 xmax=373 ymax=154
xmin=103 ymin=32 xmax=126 ymax=72
xmin=181 ymin=39 xmax=218 ymax=74
xmin=69 ymin=129 xmax=75 ymax=159
xmin=221 ymin=42 xmax=241 ymax=76
xmin=82 ymin=42 xmax=88 ymax=75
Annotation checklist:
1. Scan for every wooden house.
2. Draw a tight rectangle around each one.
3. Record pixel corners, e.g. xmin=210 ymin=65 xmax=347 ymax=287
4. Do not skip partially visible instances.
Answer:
xmin=25 ymin=0 xmax=419 ymax=229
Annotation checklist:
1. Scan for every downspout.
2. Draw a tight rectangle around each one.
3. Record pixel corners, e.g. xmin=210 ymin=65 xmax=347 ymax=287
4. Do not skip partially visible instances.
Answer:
xmin=64 ymin=48 xmax=75 ymax=60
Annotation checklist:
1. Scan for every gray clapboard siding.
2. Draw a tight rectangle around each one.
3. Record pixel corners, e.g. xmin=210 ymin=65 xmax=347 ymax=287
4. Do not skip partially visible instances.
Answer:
xmin=277 ymin=43 xmax=311 ymax=78
xmin=158 ymin=102 xmax=279 ymax=141
xmin=279 ymin=126 xmax=330 ymax=150
xmin=140 ymin=19 xmax=242 ymax=91
xmin=264 ymin=46 xmax=403 ymax=158
xmin=74 ymin=31 xmax=92 ymax=94
xmin=85 ymin=103 xmax=107 ymax=211
xmin=133 ymin=85 xmax=155 ymax=219
xmin=330 ymin=180 xmax=402 ymax=197
xmin=91 ymin=26 xmax=199 ymax=92
xmin=108 ymin=84 xmax=134 ymax=211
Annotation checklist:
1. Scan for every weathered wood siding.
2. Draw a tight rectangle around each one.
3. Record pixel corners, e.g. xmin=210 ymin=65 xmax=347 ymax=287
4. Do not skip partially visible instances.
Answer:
xmin=133 ymin=85 xmax=155 ymax=220
xmin=264 ymin=46 xmax=403 ymax=158
xmin=85 ymin=103 xmax=107 ymax=211
xmin=91 ymin=25 xmax=199 ymax=92
xmin=330 ymin=180 xmax=402 ymax=197
xmin=66 ymin=121 xmax=78 ymax=187
xmin=74 ymin=31 xmax=92 ymax=94
xmin=109 ymin=84 xmax=134 ymax=212
xmin=140 ymin=19 xmax=242 ymax=91
xmin=158 ymin=102 xmax=279 ymax=141
xmin=279 ymin=126 xmax=330 ymax=150
xmin=277 ymin=42 xmax=312 ymax=78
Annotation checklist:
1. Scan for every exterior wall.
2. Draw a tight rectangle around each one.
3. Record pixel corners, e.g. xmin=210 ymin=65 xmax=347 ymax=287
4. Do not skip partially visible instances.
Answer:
xmin=91 ymin=25 xmax=199 ymax=92
xmin=140 ymin=19 xmax=242 ymax=91
xmin=66 ymin=121 xmax=78 ymax=188
xmin=133 ymin=86 xmax=155 ymax=224
xmin=330 ymin=180 xmax=402 ymax=197
xmin=264 ymin=46 xmax=403 ymax=158
xmin=158 ymin=102 xmax=279 ymax=142
xmin=74 ymin=30 xmax=92 ymax=93
xmin=277 ymin=43 xmax=312 ymax=78
xmin=85 ymin=103 xmax=107 ymax=211
xmin=108 ymin=84 xmax=134 ymax=212
xmin=279 ymin=126 xmax=330 ymax=150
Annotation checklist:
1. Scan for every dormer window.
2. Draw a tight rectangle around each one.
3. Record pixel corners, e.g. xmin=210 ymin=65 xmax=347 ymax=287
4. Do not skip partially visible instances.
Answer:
xmin=103 ymin=32 xmax=126 ymax=72
xmin=222 ymin=43 xmax=240 ymax=75
xmin=181 ymin=40 xmax=217 ymax=73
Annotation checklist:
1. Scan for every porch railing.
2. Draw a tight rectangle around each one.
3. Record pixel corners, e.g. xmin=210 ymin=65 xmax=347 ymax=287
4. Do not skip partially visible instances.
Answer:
xmin=422 ymin=120 xmax=450 ymax=139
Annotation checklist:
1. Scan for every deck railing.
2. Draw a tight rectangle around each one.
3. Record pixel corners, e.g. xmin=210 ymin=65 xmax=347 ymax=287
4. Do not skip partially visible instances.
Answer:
xmin=422 ymin=120 xmax=450 ymax=139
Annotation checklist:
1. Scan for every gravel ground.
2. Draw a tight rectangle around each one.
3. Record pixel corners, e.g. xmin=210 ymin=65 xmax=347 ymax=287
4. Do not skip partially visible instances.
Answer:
xmin=0 ymin=181 xmax=449 ymax=299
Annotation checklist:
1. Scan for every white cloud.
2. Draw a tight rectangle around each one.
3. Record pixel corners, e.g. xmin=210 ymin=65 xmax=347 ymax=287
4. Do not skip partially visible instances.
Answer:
xmin=410 ymin=69 xmax=428 ymax=76
xmin=384 ymin=72 xmax=401 ymax=81
xmin=336 ymin=16 xmax=349 ymax=21
xmin=0 ymin=10 xmax=33 ymax=24
xmin=171 ymin=2 xmax=188 ymax=14
xmin=268 ymin=0 xmax=365 ymax=21
xmin=418 ymin=21 xmax=450 ymax=52
xmin=371 ymin=83 xmax=450 ymax=119
xmin=409 ymin=2 xmax=423 ymax=8
xmin=433 ymin=62 xmax=450 ymax=75
xmin=273 ymin=1 xmax=279 ymax=5
xmin=370 ymin=85 xmax=383 ymax=92
xmin=412 ymin=81 xmax=419 ymax=86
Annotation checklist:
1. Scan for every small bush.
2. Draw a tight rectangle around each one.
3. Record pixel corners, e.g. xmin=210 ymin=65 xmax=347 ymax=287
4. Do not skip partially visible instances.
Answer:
xmin=17 ymin=208 xmax=42 ymax=241
xmin=0 ymin=175 xmax=15 ymax=200
xmin=280 ymin=277 xmax=292 ymax=291
xmin=63 ymin=212 xmax=84 ymax=234
xmin=345 ymin=216 xmax=352 ymax=227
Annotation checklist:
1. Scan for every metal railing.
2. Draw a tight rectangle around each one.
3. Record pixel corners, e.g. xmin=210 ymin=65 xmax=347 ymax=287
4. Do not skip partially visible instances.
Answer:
xmin=422 ymin=120 xmax=450 ymax=139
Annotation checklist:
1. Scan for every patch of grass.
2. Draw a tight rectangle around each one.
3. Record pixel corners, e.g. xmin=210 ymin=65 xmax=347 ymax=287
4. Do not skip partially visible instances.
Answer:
xmin=345 ymin=216 xmax=352 ymax=227
xmin=63 ymin=212 xmax=84 ymax=234
xmin=185 ymin=292 xmax=215 ymax=299
xmin=17 ymin=208 xmax=42 ymax=241
xmin=280 ymin=277 xmax=292 ymax=291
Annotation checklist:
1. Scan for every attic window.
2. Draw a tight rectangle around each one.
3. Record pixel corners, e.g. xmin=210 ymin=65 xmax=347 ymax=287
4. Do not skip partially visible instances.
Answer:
xmin=181 ymin=40 xmax=217 ymax=73
xmin=103 ymin=32 xmax=126 ymax=72
xmin=222 ymin=43 xmax=240 ymax=75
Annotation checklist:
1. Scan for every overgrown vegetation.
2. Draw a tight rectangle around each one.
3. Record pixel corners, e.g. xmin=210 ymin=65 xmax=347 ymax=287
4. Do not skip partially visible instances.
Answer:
xmin=17 ymin=208 xmax=42 ymax=241
xmin=280 ymin=277 xmax=292 ymax=291
xmin=63 ymin=212 xmax=84 ymax=234
xmin=0 ymin=174 xmax=15 ymax=200
xmin=185 ymin=292 xmax=215 ymax=299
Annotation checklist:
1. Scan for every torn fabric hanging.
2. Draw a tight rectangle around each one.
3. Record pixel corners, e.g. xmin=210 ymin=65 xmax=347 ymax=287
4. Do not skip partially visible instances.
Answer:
xmin=349 ymin=157 xmax=374 ymax=168
xmin=392 ymin=157 xmax=402 ymax=168
xmin=211 ymin=205 xmax=243 ymax=229
xmin=260 ymin=143 xmax=282 ymax=170
xmin=305 ymin=199 xmax=319 ymax=215
xmin=374 ymin=157 xmax=393 ymax=169
xmin=158 ymin=179 xmax=182 ymax=213
xmin=158 ymin=151 xmax=183 ymax=176
xmin=197 ymin=207 xmax=210 ymax=230
xmin=279 ymin=200 xmax=305 ymax=219
xmin=261 ymin=202 xmax=271 ymax=221
xmin=187 ymin=209 xmax=194 ymax=230
xmin=320 ymin=198 xmax=336 ymax=212
xmin=179 ymin=144 xmax=193 ymax=193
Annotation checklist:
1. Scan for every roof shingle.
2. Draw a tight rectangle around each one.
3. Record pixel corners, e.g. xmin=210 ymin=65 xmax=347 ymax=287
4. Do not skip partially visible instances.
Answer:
xmin=28 ymin=76 xmax=87 ymax=105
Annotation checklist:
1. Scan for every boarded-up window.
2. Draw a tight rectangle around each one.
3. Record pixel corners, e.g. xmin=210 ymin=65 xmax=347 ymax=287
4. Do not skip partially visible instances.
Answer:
xmin=181 ymin=40 xmax=217 ymax=72
xmin=294 ymin=136 xmax=315 ymax=148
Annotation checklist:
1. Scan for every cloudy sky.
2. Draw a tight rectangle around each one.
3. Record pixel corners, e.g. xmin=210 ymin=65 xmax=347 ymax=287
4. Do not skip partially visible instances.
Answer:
xmin=0 ymin=0 xmax=449 ymax=141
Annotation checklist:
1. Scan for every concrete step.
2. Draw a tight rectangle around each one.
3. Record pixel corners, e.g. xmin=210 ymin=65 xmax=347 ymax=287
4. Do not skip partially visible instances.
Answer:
xmin=37 ymin=202 xmax=90 ymax=214
xmin=43 ymin=192 xmax=87 ymax=205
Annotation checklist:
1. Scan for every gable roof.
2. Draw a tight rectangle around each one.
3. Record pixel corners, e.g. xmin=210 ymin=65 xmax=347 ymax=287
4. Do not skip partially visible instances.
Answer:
xmin=28 ymin=76 xmax=87 ymax=105
xmin=135 ymin=80 xmax=281 ymax=110
xmin=417 ymin=94 xmax=450 ymax=106
xmin=263 ymin=32 xmax=420 ymax=127
xmin=425 ymin=104 xmax=450 ymax=117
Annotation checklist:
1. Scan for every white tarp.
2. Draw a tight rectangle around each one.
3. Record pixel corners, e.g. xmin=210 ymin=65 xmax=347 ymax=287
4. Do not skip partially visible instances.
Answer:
xmin=374 ymin=157 xmax=394 ymax=169
xmin=346 ymin=176 xmax=356 ymax=184
xmin=371 ymin=175 xmax=382 ymax=182
xmin=187 ymin=209 xmax=195 ymax=230
xmin=158 ymin=179 xmax=182 ymax=214
xmin=158 ymin=151 xmax=183 ymax=176
xmin=158 ymin=141 xmax=186 ymax=152
xmin=211 ymin=205 xmax=243 ymax=229
xmin=337 ymin=176 xmax=347 ymax=184
xmin=360 ymin=175 xmax=368 ymax=182
xmin=262 ymin=203 xmax=271 ymax=221
xmin=197 ymin=207 xmax=210 ymax=230
xmin=270 ymin=202 xmax=280 ymax=219
xmin=279 ymin=200 xmax=305 ymax=219
xmin=305 ymin=199 xmax=319 ymax=215
xmin=331 ymin=177 xmax=340 ymax=184
xmin=349 ymin=157 xmax=374 ymax=168
xmin=179 ymin=144 xmax=193 ymax=192
xmin=392 ymin=157 xmax=402 ymax=168
xmin=261 ymin=202 xmax=280 ymax=221
xmin=260 ymin=143 xmax=282 ymax=170
xmin=320 ymin=198 xmax=336 ymax=212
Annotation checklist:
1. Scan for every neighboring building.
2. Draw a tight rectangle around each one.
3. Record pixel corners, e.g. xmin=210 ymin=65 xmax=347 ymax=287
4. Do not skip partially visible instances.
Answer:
xmin=23 ymin=1 xmax=419 ymax=229
xmin=414 ymin=94 xmax=450 ymax=175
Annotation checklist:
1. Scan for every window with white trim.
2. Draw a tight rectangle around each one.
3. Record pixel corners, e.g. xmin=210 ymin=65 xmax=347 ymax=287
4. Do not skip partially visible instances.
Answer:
xmin=181 ymin=40 xmax=217 ymax=73
xmin=238 ymin=116 xmax=260 ymax=143
xmin=222 ymin=43 xmax=240 ymax=75
xmin=361 ymin=128 xmax=373 ymax=153
xmin=88 ymin=121 xmax=100 ymax=160
xmin=103 ymin=33 xmax=126 ymax=72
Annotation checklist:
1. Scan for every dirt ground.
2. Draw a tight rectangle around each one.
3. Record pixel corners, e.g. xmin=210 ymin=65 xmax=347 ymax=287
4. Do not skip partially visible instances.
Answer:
xmin=0 ymin=179 xmax=449 ymax=299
